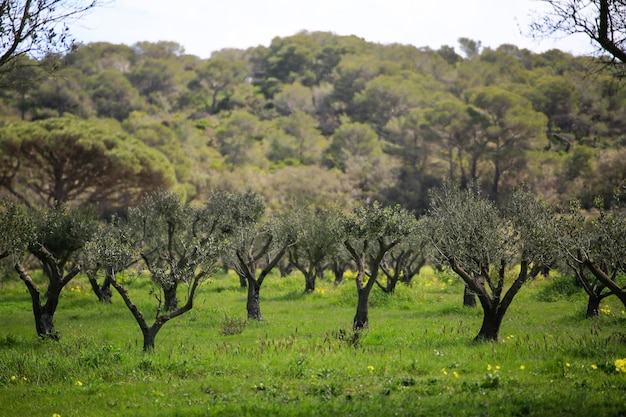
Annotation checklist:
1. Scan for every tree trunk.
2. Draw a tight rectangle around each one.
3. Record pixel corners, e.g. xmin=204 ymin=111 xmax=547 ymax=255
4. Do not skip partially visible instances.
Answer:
xmin=101 ymin=276 xmax=113 ymax=303
xmin=463 ymin=284 xmax=476 ymax=307
xmin=331 ymin=261 xmax=345 ymax=285
xmin=585 ymin=294 xmax=601 ymax=319
xmin=238 ymin=273 xmax=247 ymax=288
xmin=474 ymin=309 xmax=502 ymax=342
xmin=142 ymin=327 xmax=159 ymax=352
xmin=353 ymin=287 xmax=372 ymax=330
xmin=164 ymin=281 xmax=178 ymax=311
xmin=34 ymin=308 xmax=58 ymax=340
xmin=15 ymin=263 xmax=60 ymax=339
xmin=88 ymin=274 xmax=113 ymax=303
xmin=304 ymin=272 xmax=315 ymax=293
xmin=247 ymin=279 xmax=262 ymax=320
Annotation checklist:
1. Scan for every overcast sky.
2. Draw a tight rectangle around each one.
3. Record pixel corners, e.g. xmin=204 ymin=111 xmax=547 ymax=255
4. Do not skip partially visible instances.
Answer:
xmin=71 ymin=0 xmax=595 ymax=58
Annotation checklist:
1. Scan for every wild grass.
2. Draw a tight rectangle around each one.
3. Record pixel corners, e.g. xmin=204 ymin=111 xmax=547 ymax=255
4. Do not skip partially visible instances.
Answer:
xmin=0 ymin=267 xmax=625 ymax=416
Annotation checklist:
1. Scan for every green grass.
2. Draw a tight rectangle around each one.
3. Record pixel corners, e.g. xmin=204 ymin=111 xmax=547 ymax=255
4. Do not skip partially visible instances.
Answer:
xmin=1 ymin=267 xmax=625 ymax=417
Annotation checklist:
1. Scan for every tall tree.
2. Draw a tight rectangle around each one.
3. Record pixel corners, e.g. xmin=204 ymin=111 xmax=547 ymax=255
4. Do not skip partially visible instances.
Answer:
xmin=0 ymin=116 xmax=176 ymax=210
xmin=464 ymin=86 xmax=547 ymax=199
xmin=188 ymin=57 xmax=248 ymax=115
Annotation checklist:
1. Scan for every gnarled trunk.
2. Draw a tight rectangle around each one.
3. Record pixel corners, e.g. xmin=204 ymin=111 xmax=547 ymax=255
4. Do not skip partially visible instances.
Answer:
xmin=353 ymin=286 xmax=372 ymax=330
xmin=16 ymin=263 xmax=61 ymax=339
xmin=88 ymin=274 xmax=113 ymax=303
xmin=474 ymin=308 xmax=503 ymax=342
xmin=142 ymin=326 xmax=160 ymax=352
xmin=585 ymin=294 xmax=601 ymax=319
xmin=247 ymin=279 xmax=262 ymax=320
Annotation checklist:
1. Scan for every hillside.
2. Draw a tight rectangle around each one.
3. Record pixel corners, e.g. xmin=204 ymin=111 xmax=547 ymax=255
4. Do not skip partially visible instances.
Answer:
xmin=1 ymin=32 xmax=625 ymax=212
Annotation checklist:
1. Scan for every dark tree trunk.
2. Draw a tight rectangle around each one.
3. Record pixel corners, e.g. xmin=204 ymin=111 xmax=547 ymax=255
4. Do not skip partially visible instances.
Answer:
xmin=34 ymin=308 xmax=58 ymax=340
xmin=164 ymin=282 xmax=178 ymax=311
xmin=15 ymin=263 xmax=61 ymax=340
xmin=585 ymin=294 xmax=601 ymax=319
xmin=142 ymin=327 xmax=160 ymax=352
xmin=463 ymin=284 xmax=477 ymax=308
xmin=491 ymin=163 xmax=500 ymax=201
xmin=238 ymin=273 xmax=247 ymax=288
xmin=386 ymin=279 xmax=397 ymax=293
xmin=474 ymin=309 xmax=502 ymax=342
xmin=331 ymin=261 xmax=345 ymax=285
xmin=101 ymin=276 xmax=113 ymax=302
xmin=304 ymin=272 xmax=315 ymax=293
xmin=88 ymin=274 xmax=113 ymax=303
xmin=353 ymin=287 xmax=372 ymax=330
xmin=247 ymin=279 xmax=262 ymax=320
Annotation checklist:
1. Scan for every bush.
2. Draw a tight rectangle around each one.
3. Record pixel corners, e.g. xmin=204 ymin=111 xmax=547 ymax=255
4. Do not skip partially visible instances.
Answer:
xmin=536 ymin=274 xmax=581 ymax=302
xmin=219 ymin=313 xmax=247 ymax=336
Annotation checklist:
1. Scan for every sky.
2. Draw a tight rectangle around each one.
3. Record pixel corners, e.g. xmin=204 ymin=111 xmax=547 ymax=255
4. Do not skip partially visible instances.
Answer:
xmin=70 ymin=0 xmax=596 ymax=59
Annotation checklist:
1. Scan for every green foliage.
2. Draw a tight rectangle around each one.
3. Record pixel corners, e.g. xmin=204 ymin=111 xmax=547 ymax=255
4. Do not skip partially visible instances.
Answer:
xmin=2 ymin=32 xmax=626 ymax=213
xmin=535 ymin=274 xmax=582 ymax=302
xmin=0 ymin=116 xmax=176 ymax=210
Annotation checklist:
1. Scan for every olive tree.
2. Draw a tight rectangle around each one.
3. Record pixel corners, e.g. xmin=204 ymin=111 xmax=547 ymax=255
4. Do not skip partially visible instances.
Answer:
xmin=427 ymin=184 xmax=558 ymax=342
xmin=206 ymin=189 xmax=292 ymax=320
xmin=342 ymin=202 xmax=417 ymax=330
xmin=378 ymin=218 xmax=430 ymax=293
xmin=130 ymin=190 xmax=212 ymax=312
xmin=87 ymin=191 xmax=224 ymax=352
xmin=2 ymin=201 xmax=98 ymax=339
xmin=560 ymin=198 xmax=626 ymax=316
xmin=285 ymin=203 xmax=343 ymax=293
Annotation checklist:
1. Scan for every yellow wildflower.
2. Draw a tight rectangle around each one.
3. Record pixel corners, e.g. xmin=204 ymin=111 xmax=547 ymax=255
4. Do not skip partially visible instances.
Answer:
xmin=615 ymin=359 xmax=626 ymax=373
xmin=453 ymin=371 xmax=459 ymax=378
xmin=367 ymin=365 xmax=375 ymax=372
xmin=591 ymin=364 xmax=598 ymax=370
xmin=10 ymin=375 xmax=16 ymax=381
xmin=441 ymin=369 xmax=448 ymax=376
xmin=75 ymin=380 xmax=83 ymax=387
xmin=519 ymin=365 xmax=525 ymax=370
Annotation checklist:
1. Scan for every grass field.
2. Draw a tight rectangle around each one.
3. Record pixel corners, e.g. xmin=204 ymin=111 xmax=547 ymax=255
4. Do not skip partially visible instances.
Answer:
xmin=0 ymin=268 xmax=625 ymax=417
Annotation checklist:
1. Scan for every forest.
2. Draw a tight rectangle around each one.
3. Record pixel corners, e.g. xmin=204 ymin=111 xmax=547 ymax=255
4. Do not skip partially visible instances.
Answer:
xmin=2 ymin=32 xmax=626 ymax=215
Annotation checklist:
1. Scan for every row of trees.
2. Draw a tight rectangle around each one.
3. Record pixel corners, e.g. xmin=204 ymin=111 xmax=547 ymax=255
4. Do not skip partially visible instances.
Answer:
xmin=2 ymin=184 xmax=626 ymax=351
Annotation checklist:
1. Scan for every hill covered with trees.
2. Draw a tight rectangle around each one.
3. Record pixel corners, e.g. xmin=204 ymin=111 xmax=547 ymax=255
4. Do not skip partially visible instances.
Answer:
xmin=1 ymin=32 xmax=625 ymax=213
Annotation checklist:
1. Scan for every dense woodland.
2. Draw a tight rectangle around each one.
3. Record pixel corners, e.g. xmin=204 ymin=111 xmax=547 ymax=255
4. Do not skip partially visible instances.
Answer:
xmin=1 ymin=32 xmax=626 ymax=214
